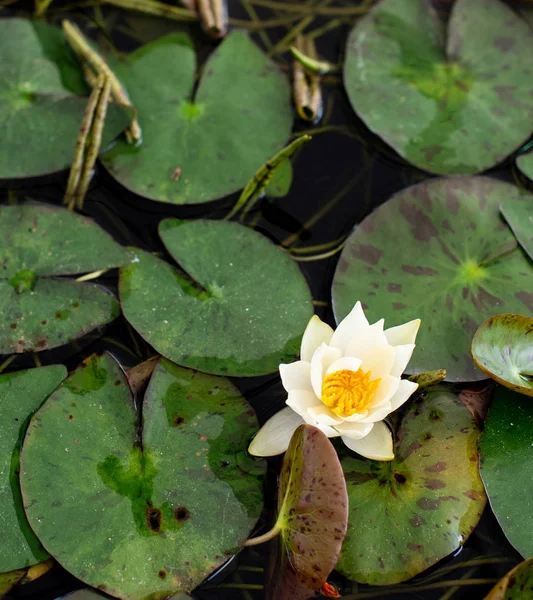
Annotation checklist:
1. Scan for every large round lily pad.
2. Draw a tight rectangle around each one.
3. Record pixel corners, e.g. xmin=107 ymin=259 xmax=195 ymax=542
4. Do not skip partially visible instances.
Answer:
xmin=266 ymin=425 xmax=348 ymax=600
xmin=472 ymin=314 xmax=533 ymax=396
xmin=332 ymin=176 xmax=533 ymax=381
xmin=120 ymin=218 xmax=313 ymax=376
xmin=0 ymin=203 xmax=131 ymax=354
xmin=0 ymin=365 xmax=66 ymax=573
xmin=343 ymin=0 xmax=533 ymax=175
xmin=102 ymin=31 xmax=293 ymax=205
xmin=480 ymin=386 xmax=533 ymax=558
xmin=485 ymin=559 xmax=533 ymax=600
xmin=20 ymin=353 xmax=265 ymax=600
xmin=337 ymin=387 xmax=486 ymax=585
xmin=0 ymin=19 xmax=131 ymax=180
xmin=501 ymin=200 xmax=533 ymax=262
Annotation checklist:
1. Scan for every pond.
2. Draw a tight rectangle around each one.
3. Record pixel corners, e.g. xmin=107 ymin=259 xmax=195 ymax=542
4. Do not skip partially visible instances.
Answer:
xmin=1 ymin=1 xmax=533 ymax=599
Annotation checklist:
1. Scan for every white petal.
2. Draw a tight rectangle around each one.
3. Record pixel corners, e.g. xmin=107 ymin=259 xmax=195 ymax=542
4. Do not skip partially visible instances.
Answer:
xmin=358 ymin=344 xmax=396 ymax=380
xmin=389 ymin=379 xmax=419 ymax=411
xmin=345 ymin=320 xmax=388 ymax=360
xmin=358 ymin=402 xmax=392 ymax=423
xmin=390 ymin=344 xmax=416 ymax=377
xmin=333 ymin=420 xmax=374 ymax=440
xmin=248 ymin=407 xmax=304 ymax=457
xmin=300 ymin=315 xmax=334 ymax=362
xmin=307 ymin=405 xmax=343 ymax=426
xmin=315 ymin=423 xmax=341 ymax=437
xmin=369 ymin=375 xmax=400 ymax=408
xmin=286 ymin=390 xmax=319 ymax=418
xmin=385 ymin=319 xmax=421 ymax=347
xmin=279 ymin=361 xmax=312 ymax=392
xmin=325 ymin=356 xmax=362 ymax=376
xmin=310 ymin=343 xmax=342 ymax=399
xmin=330 ymin=301 xmax=369 ymax=353
xmin=341 ymin=410 xmax=369 ymax=422
xmin=342 ymin=421 xmax=394 ymax=461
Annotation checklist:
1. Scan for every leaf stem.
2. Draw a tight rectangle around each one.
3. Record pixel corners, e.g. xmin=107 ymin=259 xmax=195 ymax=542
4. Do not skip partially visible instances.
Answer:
xmin=104 ymin=0 xmax=198 ymax=21
xmin=198 ymin=0 xmax=228 ymax=38
xmin=246 ymin=0 xmax=376 ymax=16
xmin=244 ymin=523 xmax=281 ymax=546
xmin=0 ymin=355 xmax=16 ymax=374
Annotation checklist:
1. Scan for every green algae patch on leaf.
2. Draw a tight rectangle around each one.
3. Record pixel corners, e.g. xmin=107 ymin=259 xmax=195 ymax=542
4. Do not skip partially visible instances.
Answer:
xmin=120 ymin=219 xmax=313 ymax=377
xmin=101 ymin=30 xmax=293 ymax=205
xmin=332 ymin=176 xmax=533 ymax=382
xmin=343 ymin=0 xmax=533 ymax=175
xmin=337 ymin=388 xmax=486 ymax=585
xmin=480 ymin=386 xmax=533 ymax=558
xmin=20 ymin=353 xmax=265 ymax=600
xmin=0 ymin=203 xmax=131 ymax=354
xmin=501 ymin=200 xmax=533 ymax=262
xmin=472 ymin=314 xmax=533 ymax=396
xmin=264 ymin=425 xmax=348 ymax=600
xmin=0 ymin=570 xmax=25 ymax=598
xmin=0 ymin=18 xmax=131 ymax=180
xmin=485 ymin=558 xmax=533 ymax=600
xmin=0 ymin=365 xmax=66 ymax=573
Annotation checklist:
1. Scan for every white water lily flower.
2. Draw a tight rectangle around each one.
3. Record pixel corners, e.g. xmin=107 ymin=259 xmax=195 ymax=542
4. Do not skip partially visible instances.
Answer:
xmin=249 ymin=302 xmax=421 ymax=461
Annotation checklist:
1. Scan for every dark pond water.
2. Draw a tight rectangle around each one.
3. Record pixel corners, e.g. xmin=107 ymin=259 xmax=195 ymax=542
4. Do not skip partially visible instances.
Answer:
xmin=1 ymin=1 xmax=531 ymax=598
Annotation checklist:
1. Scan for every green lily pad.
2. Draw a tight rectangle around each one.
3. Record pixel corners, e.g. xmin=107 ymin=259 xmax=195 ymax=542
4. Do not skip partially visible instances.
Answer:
xmin=480 ymin=386 xmax=533 ymax=558
xmin=0 ymin=365 xmax=66 ymax=573
xmin=485 ymin=558 xmax=533 ymax=600
xmin=337 ymin=387 xmax=486 ymax=585
xmin=20 ymin=353 xmax=265 ymax=600
xmin=101 ymin=31 xmax=293 ymax=205
xmin=265 ymin=425 xmax=348 ymax=600
xmin=500 ymin=200 xmax=533 ymax=262
xmin=0 ymin=18 xmax=132 ymax=180
xmin=343 ymin=0 xmax=533 ymax=175
xmin=120 ymin=219 xmax=313 ymax=376
xmin=332 ymin=176 xmax=533 ymax=381
xmin=0 ymin=203 xmax=131 ymax=354
xmin=0 ymin=570 xmax=25 ymax=598
xmin=62 ymin=591 xmax=113 ymax=600
xmin=472 ymin=314 xmax=533 ymax=396
xmin=517 ymin=153 xmax=533 ymax=184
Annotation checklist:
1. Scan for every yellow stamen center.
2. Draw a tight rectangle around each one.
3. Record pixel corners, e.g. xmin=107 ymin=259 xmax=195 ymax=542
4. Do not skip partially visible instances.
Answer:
xmin=321 ymin=369 xmax=381 ymax=417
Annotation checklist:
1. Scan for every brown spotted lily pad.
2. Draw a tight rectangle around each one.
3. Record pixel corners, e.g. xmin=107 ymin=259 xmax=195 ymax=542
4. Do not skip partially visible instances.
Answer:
xmin=343 ymin=0 xmax=533 ymax=174
xmin=332 ymin=176 xmax=533 ymax=381
xmin=0 ymin=203 xmax=131 ymax=354
xmin=20 ymin=353 xmax=265 ymax=600
xmin=472 ymin=314 xmax=533 ymax=396
xmin=485 ymin=558 xmax=533 ymax=599
xmin=257 ymin=425 xmax=348 ymax=600
xmin=337 ymin=387 xmax=486 ymax=585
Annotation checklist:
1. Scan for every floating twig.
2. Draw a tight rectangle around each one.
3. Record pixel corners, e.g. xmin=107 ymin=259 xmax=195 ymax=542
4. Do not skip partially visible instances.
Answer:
xmin=292 ymin=35 xmax=322 ymax=122
xmin=197 ymin=0 xmax=228 ymax=38
xmin=62 ymin=19 xmax=141 ymax=144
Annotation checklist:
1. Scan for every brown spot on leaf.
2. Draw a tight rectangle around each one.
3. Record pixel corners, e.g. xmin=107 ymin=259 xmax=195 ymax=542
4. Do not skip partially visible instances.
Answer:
xmin=408 ymin=543 xmax=424 ymax=553
xmin=494 ymin=37 xmax=515 ymax=51
xmin=516 ymin=291 xmax=533 ymax=313
xmin=399 ymin=200 xmax=438 ymax=241
xmin=464 ymin=489 xmax=485 ymax=501
xmin=174 ymin=506 xmax=190 ymax=522
xmin=146 ymin=506 xmax=162 ymax=532
xmin=387 ymin=283 xmax=402 ymax=293
xmin=401 ymin=265 xmax=439 ymax=276
xmin=352 ymin=243 xmax=382 ymax=265
xmin=425 ymin=479 xmax=445 ymax=490
xmin=426 ymin=462 xmax=447 ymax=472
xmin=173 ymin=416 xmax=185 ymax=426
xmin=409 ymin=514 xmax=426 ymax=527
xmin=158 ymin=570 xmax=166 ymax=579
xmin=417 ymin=498 xmax=440 ymax=510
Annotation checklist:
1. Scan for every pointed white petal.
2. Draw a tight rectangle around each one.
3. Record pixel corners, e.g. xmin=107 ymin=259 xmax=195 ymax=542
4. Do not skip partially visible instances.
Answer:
xmin=248 ymin=407 xmax=304 ymax=457
xmin=333 ymin=420 xmax=374 ymax=440
xmin=300 ymin=315 xmax=334 ymax=362
xmin=310 ymin=343 xmax=342 ymax=399
xmin=369 ymin=375 xmax=400 ymax=408
xmin=341 ymin=410 xmax=369 ymax=422
xmin=279 ymin=361 xmax=312 ymax=392
xmin=330 ymin=301 xmax=369 ymax=353
xmin=385 ymin=319 xmax=421 ymax=347
xmin=358 ymin=402 xmax=392 ymax=423
xmin=286 ymin=390 xmax=319 ymax=418
xmin=389 ymin=379 xmax=419 ymax=411
xmin=358 ymin=344 xmax=396 ymax=380
xmin=345 ymin=320 xmax=388 ymax=359
xmin=342 ymin=421 xmax=394 ymax=460
xmin=325 ymin=356 xmax=362 ymax=376
xmin=314 ymin=423 xmax=341 ymax=437
xmin=390 ymin=344 xmax=416 ymax=377
xmin=307 ymin=405 xmax=343 ymax=426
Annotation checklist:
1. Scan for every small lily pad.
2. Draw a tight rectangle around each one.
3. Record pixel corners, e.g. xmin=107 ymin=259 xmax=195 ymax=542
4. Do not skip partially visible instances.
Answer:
xmin=0 ymin=203 xmax=131 ymax=354
xmin=332 ymin=176 xmax=533 ymax=381
xmin=120 ymin=219 xmax=313 ymax=376
xmin=480 ymin=386 xmax=533 ymax=558
xmin=500 ymin=200 xmax=533 ymax=261
xmin=337 ymin=387 xmax=486 ymax=585
xmin=265 ymin=425 xmax=348 ymax=600
xmin=0 ymin=19 xmax=131 ymax=180
xmin=472 ymin=314 xmax=533 ymax=396
xmin=102 ymin=31 xmax=292 ymax=205
xmin=20 ymin=353 xmax=265 ymax=600
xmin=0 ymin=365 xmax=66 ymax=573
xmin=343 ymin=0 xmax=533 ymax=174
xmin=517 ymin=153 xmax=533 ymax=184
xmin=485 ymin=558 xmax=533 ymax=599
